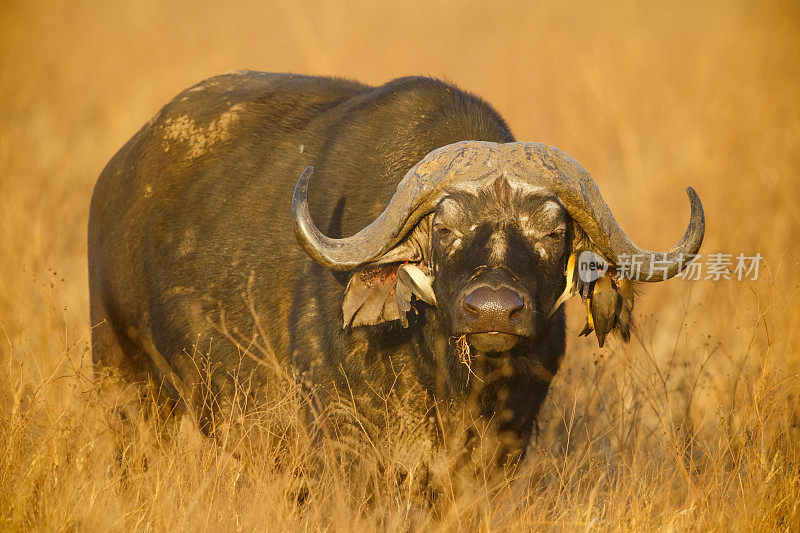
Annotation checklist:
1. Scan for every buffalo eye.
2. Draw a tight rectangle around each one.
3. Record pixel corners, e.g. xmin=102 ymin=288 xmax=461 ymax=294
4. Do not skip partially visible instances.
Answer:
xmin=545 ymin=228 xmax=565 ymax=241
xmin=433 ymin=225 xmax=459 ymax=248
xmin=435 ymin=226 xmax=452 ymax=239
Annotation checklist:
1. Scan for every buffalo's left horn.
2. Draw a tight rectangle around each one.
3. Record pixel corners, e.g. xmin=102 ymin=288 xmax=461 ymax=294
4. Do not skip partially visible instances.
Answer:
xmin=291 ymin=143 xmax=499 ymax=270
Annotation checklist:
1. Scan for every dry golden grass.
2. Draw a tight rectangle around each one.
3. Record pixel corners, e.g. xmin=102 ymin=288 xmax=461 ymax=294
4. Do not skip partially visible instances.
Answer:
xmin=2 ymin=0 xmax=800 ymax=530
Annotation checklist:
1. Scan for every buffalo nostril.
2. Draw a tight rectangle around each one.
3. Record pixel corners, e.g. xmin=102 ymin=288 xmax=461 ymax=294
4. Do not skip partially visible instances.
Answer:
xmin=508 ymin=297 xmax=524 ymax=316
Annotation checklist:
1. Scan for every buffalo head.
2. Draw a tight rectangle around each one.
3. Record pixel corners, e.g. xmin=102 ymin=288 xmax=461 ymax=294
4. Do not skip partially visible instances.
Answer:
xmin=292 ymin=141 xmax=704 ymax=354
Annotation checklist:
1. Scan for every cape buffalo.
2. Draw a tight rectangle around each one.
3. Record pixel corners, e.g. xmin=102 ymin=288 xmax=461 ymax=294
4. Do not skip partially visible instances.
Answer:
xmin=88 ymin=71 xmax=704 ymax=461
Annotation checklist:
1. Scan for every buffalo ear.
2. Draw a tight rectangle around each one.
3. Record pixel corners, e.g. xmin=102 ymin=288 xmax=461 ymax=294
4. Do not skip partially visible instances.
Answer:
xmin=342 ymin=262 xmax=436 ymax=328
xmin=341 ymin=218 xmax=435 ymax=328
xmin=342 ymin=264 xmax=403 ymax=328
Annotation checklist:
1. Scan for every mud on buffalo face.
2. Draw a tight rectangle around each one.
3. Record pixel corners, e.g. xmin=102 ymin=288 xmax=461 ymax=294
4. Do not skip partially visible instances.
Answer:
xmin=291 ymin=141 xmax=705 ymax=351
xmin=431 ymin=177 xmax=570 ymax=353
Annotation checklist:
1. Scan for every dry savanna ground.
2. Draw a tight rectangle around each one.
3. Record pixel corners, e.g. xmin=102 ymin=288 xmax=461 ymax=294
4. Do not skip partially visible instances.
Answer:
xmin=1 ymin=1 xmax=799 ymax=530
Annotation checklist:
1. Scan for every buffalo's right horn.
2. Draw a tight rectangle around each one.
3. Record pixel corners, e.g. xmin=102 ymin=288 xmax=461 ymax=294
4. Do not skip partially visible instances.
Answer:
xmin=511 ymin=143 xmax=704 ymax=281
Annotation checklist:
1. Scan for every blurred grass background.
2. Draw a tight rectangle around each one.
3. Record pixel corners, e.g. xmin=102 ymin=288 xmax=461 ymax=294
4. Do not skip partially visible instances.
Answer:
xmin=1 ymin=0 xmax=799 ymax=530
